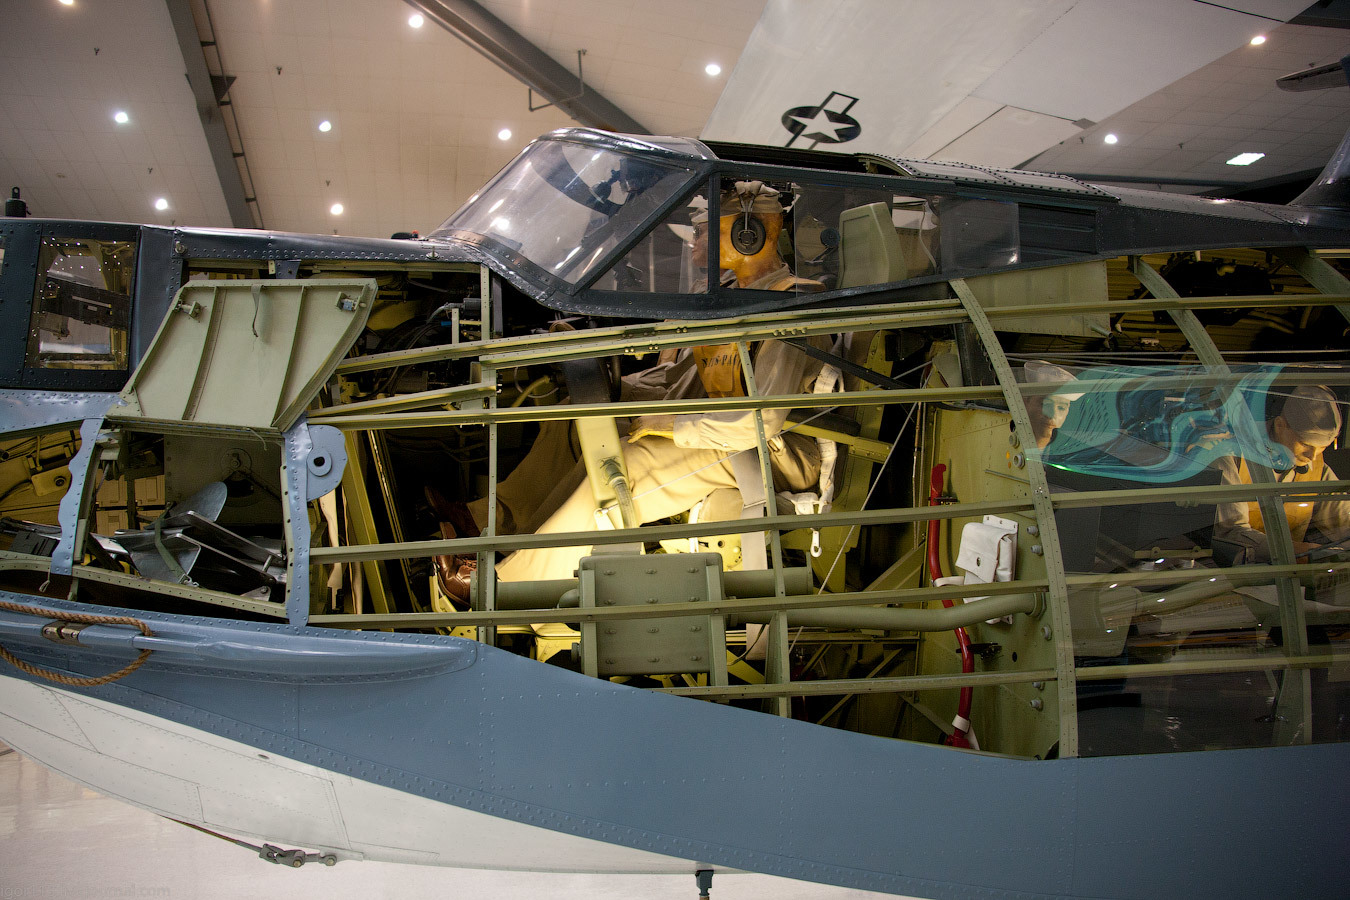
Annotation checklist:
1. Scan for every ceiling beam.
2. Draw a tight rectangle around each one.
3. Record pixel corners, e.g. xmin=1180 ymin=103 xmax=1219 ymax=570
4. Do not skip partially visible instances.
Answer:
xmin=164 ymin=0 xmax=256 ymax=228
xmin=404 ymin=0 xmax=649 ymax=135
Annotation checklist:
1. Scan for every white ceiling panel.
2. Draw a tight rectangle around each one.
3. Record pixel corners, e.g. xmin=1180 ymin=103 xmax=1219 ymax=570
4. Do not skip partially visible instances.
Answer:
xmin=0 ymin=0 xmax=231 ymax=226
xmin=202 ymin=0 xmax=584 ymax=236
xmin=971 ymin=0 xmax=1312 ymax=122
xmin=1024 ymin=22 xmax=1350 ymax=190
xmin=473 ymin=0 xmax=763 ymax=137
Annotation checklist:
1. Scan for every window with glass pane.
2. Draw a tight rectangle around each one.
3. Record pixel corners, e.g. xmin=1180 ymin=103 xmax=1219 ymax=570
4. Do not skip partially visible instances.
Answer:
xmin=1042 ymin=368 xmax=1350 ymax=718
xmin=937 ymin=197 xmax=1019 ymax=270
xmin=808 ymin=189 xmax=939 ymax=290
xmin=1076 ymin=668 xmax=1308 ymax=756
xmin=593 ymin=178 xmax=946 ymax=296
xmin=433 ymin=140 xmax=692 ymax=286
xmin=25 ymin=236 xmax=135 ymax=370
xmin=788 ymin=181 xmax=942 ymax=293
xmin=589 ymin=193 xmax=709 ymax=293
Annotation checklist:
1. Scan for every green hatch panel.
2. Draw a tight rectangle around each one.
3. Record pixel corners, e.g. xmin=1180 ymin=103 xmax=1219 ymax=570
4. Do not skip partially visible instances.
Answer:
xmin=110 ymin=278 xmax=376 ymax=434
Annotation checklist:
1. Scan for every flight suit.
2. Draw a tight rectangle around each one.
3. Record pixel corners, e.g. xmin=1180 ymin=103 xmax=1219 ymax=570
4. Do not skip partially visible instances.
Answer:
xmin=1214 ymin=455 xmax=1350 ymax=562
xmin=497 ymin=265 xmax=828 ymax=582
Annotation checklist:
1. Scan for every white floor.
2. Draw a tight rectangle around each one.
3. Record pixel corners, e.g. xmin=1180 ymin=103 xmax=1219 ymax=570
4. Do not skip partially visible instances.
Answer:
xmin=0 ymin=741 xmax=905 ymax=900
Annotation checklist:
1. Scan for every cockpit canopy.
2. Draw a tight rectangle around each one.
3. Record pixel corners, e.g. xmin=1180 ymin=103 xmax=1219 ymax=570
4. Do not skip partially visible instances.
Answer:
xmin=428 ymin=127 xmax=1345 ymax=321
xmin=431 ymin=132 xmax=709 ymax=287
xmin=430 ymin=129 xmax=1094 ymax=319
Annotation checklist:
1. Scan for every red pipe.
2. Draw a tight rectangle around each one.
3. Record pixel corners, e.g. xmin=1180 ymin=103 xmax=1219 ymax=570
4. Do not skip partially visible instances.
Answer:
xmin=927 ymin=463 xmax=974 ymax=749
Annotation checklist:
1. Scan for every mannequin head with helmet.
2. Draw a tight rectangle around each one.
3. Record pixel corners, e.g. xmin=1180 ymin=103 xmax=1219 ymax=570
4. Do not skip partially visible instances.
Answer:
xmin=1023 ymin=361 xmax=1084 ymax=449
xmin=1272 ymin=384 xmax=1342 ymax=473
xmin=699 ymin=181 xmax=786 ymax=287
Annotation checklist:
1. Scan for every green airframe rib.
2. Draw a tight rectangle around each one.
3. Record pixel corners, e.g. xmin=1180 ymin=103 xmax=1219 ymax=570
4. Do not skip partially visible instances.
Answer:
xmin=308 ymin=264 xmax=1350 ymax=755
xmin=310 ymin=386 xmax=1003 ymax=431
xmin=951 ymin=276 xmax=1082 ymax=757
xmin=651 ymin=649 xmax=1335 ymax=705
xmin=309 ymin=578 xmax=1049 ymax=629
xmin=309 ymin=499 xmax=1037 ymax=564
xmin=332 ymin=297 xmax=967 ymax=374
xmin=303 ymin=480 xmax=1350 ymax=567
xmin=1129 ymin=255 xmax=1311 ymax=745
xmin=0 ymin=553 xmax=289 ymax=618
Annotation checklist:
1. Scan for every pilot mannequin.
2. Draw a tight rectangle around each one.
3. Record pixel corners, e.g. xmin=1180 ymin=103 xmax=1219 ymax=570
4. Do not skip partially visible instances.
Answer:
xmin=1022 ymin=360 xmax=1084 ymax=450
xmin=494 ymin=181 xmax=829 ymax=583
xmin=715 ymin=180 xmax=823 ymax=291
xmin=1214 ymin=384 xmax=1350 ymax=562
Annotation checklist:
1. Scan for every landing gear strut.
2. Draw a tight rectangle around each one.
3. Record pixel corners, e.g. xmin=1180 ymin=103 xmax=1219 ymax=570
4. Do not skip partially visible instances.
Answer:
xmin=695 ymin=869 xmax=714 ymax=899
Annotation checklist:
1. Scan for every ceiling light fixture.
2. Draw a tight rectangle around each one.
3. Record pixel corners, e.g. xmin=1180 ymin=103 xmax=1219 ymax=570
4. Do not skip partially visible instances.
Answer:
xmin=1250 ymin=35 xmax=1266 ymax=46
xmin=1227 ymin=152 xmax=1265 ymax=166
xmin=154 ymin=198 xmax=168 ymax=211
xmin=318 ymin=119 xmax=332 ymax=133
xmin=409 ymin=13 xmax=424 ymax=28
xmin=59 ymin=0 xmax=74 ymax=6
xmin=330 ymin=203 xmax=344 ymax=215
xmin=1103 ymin=133 xmax=1118 ymax=144
xmin=113 ymin=110 xmax=129 ymax=124
xmin=705 ymin=63 xmax=722 ymax=77
xmin=498 ymin=128 xmax=512 ymax=141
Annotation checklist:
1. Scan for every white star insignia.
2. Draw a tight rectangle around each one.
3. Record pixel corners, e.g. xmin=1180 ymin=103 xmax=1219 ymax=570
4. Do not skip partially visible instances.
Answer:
xmin=791 ymin=109 xmax=848 ymax=142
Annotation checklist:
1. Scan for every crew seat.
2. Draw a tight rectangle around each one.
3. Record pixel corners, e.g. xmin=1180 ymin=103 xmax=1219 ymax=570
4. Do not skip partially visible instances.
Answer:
xmin=838 ymin=201 xmax=908 ymax=289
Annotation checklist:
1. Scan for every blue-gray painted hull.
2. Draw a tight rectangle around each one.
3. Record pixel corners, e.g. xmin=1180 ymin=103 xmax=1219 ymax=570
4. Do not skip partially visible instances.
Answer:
xmin=0 ymin=593 xmax=1342 ymax=900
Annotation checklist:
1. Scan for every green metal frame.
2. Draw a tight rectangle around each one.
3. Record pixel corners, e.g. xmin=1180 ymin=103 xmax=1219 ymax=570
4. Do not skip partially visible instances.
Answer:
xmin=951 ymin=277 xmax=1081 ymax=756
xmin=736 ymin=340 xmax=793 ymax=716
xmin=658 ymin=668 xmax=1059 ymax=701
xmin=298 ymin=250 xmax=1350 ymax=758
xmin=0 ymin=551 xmax=288 ymax=618
xmin=1130 ymin=257 xmax=1308 ymax=743
xmin=332 ymin=298 xmax=968 ymax=375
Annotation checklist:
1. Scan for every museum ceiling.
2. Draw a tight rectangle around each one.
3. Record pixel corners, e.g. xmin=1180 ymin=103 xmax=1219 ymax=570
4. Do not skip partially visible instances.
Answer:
xmin=2 ymin=0 xmax=1348 ymax=239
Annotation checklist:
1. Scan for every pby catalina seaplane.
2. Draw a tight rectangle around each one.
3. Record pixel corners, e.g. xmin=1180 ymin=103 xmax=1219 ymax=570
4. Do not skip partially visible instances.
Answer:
xmin=1 ymin=114 xmax=1348 ymax=899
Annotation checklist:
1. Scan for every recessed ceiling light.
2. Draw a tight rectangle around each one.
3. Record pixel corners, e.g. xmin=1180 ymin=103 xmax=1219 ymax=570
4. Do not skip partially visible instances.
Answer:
xmin=59 ymin=0 xmax=74 ymax=6
xmin=1227 ymin=152 xmax=1265 ymax=166
xmin=409 ymin=13 xmax=424 ymax=28
xmin=1103 ymin=133 xmax=1118 ymax=144
xmin=705 ymin=62 xmax=722 ymax=77
xmin=497 ymin=128 xmax=512 ymax=141
xmin=1250 ymin=35 xmax=1266 ymax=46
xmin=318 ymin=119 xmax=332 ymax=133
xmin=113 ymin=110 xmax=129 ymax=124
xmin=330 ymin=202 xmax=344 ymax=215
xmin=154 ymin=198 xmax=168 ymax=211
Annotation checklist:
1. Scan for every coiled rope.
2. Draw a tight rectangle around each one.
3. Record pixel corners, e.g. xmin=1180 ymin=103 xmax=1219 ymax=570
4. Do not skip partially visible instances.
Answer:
xmin=0 ymin=598 xmax=154 ymax=687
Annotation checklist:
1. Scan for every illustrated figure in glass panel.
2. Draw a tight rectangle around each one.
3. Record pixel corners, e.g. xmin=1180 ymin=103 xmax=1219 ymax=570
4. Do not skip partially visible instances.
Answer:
xmin=1214 ymin=384 xmax=1350 ymax=563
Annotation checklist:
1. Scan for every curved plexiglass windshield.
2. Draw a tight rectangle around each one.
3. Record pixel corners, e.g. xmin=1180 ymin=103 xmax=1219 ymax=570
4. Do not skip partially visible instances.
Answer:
xmin=432 ymin=139 xmax=695 ymax=286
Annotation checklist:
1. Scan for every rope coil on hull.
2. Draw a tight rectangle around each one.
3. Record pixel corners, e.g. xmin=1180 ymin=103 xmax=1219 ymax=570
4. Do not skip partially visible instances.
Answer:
xmin=0 ymin=598 xmax=154 ymax=687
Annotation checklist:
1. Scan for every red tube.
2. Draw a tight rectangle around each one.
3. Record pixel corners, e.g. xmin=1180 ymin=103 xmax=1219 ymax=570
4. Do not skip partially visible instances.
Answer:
xmin=926 ymin=465 xmax=946 ymax=583
xmin=927 ymin=463 xmax=974 ymax=749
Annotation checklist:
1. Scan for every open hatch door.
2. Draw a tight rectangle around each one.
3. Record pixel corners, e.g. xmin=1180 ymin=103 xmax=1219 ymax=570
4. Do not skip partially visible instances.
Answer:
xmin=108 ymin=278 xmax=376 ymax=434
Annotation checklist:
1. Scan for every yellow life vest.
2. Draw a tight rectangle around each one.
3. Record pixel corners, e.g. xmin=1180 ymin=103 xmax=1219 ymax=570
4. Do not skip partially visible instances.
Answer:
xmin=692 ymin=343 xmax=746 ymax=398
xmin=1235 ymin=457 xmax=1324 ymax=541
